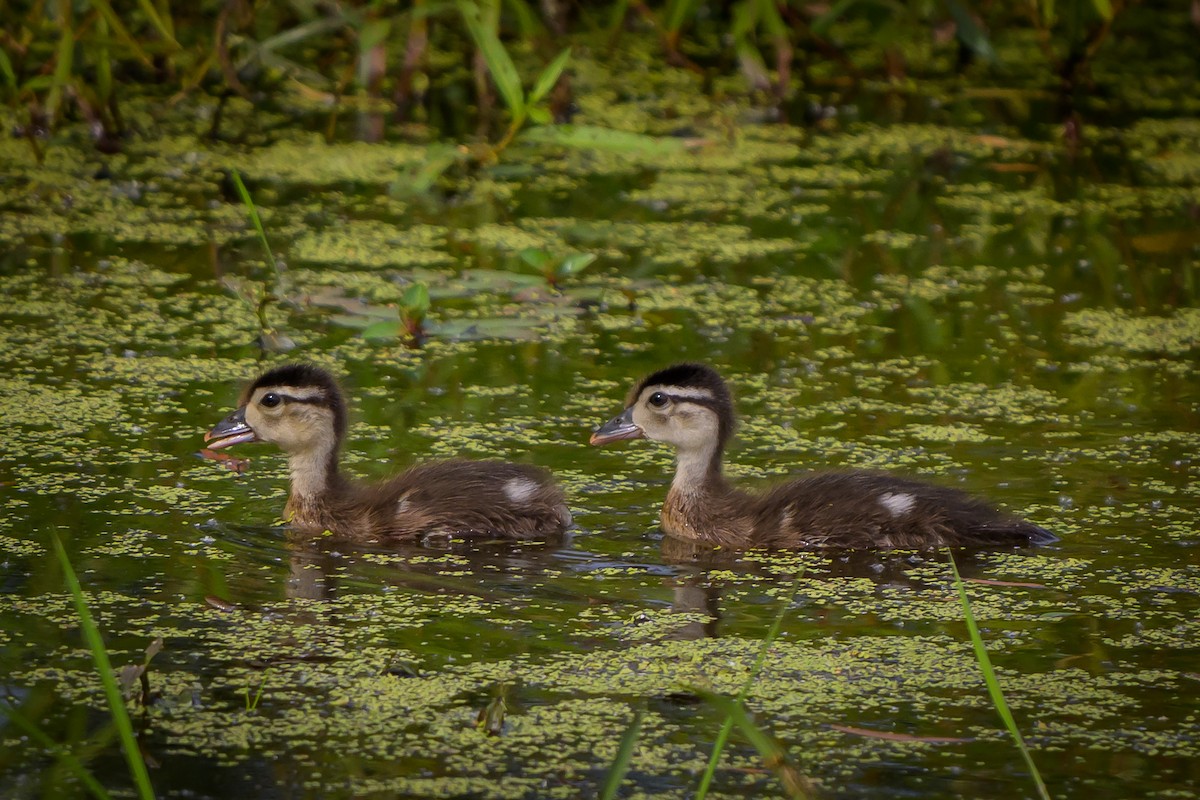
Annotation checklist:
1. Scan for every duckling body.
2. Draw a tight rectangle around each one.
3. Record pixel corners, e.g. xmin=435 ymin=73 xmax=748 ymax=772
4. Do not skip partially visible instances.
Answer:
xmin=206 ymin=364 xmax=571 ymax=542
xmin=591 ymin=363 xmax=1055 ymax=550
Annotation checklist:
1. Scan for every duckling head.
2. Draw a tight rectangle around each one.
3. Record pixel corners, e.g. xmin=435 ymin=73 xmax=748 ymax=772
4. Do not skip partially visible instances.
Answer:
xmin=206 ymin=363 xmax=347 ymax=457
xmin=590 ymin=363 xmax=735 ymax=456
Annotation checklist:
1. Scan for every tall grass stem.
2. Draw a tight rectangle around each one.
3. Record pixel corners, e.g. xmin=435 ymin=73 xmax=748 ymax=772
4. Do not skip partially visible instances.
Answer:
xmin=948 ymin=550 xmax=1050 ymax=800
xmin=50 ymin=533 xmax=156 ymax=800
xmin=599 ymin=708 xmax=644 ymax=800
xmin=695 ymin=581 xmax=799 ymax=799
xmin=0 ymin=700 xmax=114 ymax=800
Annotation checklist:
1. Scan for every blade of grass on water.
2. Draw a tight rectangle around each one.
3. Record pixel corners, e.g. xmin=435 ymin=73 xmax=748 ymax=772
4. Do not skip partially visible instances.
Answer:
xmin=598 ymin=708 xmax=643 ymax=800
xmin=0 ymin=701 xmax=114 ymax=800
xmin=696 ymin=581 xmax=799 ymax=799
xmin=948 ymin=549 xmax=1050 ymax=800
xmin=694 ymin=691 xmax=814 ymax=800
xmin=230 ymin=169 xmax=280 ymax=283
xmin=51 ymin=533 xmax=156 ymax=800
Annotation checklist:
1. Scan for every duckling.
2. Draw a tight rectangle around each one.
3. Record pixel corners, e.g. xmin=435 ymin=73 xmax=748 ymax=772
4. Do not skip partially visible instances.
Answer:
xmin=205 ymin=364 xmax=572 ymax=542
xmin=590 ymin=363 xmax=1056 ymax=550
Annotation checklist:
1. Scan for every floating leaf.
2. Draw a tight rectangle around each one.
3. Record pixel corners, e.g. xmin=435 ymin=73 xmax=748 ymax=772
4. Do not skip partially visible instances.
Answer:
xmin=361 ymin=319 xmax=405 ymax=340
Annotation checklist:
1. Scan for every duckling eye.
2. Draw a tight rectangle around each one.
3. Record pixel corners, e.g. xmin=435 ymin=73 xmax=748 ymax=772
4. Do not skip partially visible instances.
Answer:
xmin=648 ymin=392 xmax=668 ymax=408
xmin=260 ymin=393 xmax=282 ymax=408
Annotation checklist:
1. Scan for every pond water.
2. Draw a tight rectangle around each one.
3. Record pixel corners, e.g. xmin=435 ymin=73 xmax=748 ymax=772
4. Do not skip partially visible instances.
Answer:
xmin=1 ymin=23 xmax=1198 ymax=800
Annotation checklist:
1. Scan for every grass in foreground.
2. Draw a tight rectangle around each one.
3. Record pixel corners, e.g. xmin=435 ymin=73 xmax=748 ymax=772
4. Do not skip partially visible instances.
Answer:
xmin=51 ymin=533 xmax=156 ymax=800
xmin=948 ymin=549 xmax=1050 ymax=800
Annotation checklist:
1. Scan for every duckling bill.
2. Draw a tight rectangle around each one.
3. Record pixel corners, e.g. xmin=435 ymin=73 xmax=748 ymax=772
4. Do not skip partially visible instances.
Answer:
xmin=206 ymin=364 xmax=572 ymax=542
xmin=591 ymin=363 xmax=1056 ymax=550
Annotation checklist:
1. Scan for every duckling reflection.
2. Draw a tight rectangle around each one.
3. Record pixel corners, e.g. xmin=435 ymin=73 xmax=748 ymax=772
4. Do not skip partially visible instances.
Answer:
xmin=205 ymin=364 xmax=572 ymax=543
xmin=592 ymin=363 xmax=1056 ymax=550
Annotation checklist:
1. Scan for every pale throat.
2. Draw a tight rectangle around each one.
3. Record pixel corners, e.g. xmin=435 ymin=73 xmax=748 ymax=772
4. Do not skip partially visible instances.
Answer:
xmin=286 ymin=438 xmax=338 ymax=501
xmin=672 ymin=439 xmax=720 ymax=495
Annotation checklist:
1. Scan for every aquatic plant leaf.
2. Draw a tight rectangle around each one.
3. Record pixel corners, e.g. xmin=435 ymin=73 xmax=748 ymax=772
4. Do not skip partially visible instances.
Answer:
xmin=519 ymin=248 xmax=553 ymax=270
xmin=503 ymin=0 xmax=542 ymax=35
xmin=944 ymin=0 xmax=998 ymax=63
xmin=131 ymin=0 xmax=181 ymax=49
xmin=46 ymin=24 xmax=74 ymax=121
xmin=458 ymin=0 xmax=524 ymax=114
xmin=401 ymin=283 xmax=431 ymax=314
xmin=361 ymin=320 xmax=405 ymax=340
xmin=86 ymin=0 xmax=155 ymax=66
xmin=359 ymin=19 xmax=392 ymax=52
xmin=520 ymin=125 xmax=686 ymax=155
xmin=0 ymin=42 xmax=16 ymax=91
xmin=557 ymin=253 xmax=596 ymax=277
xmin=528 ymin=47 xmax=571 ymax=105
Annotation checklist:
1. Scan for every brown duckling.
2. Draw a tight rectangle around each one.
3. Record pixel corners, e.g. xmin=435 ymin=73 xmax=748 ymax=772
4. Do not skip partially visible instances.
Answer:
xmin=590 ymin=363 xmax=1056 ymax=550
xmin=205 ymin=364 xmax=571 ymax=542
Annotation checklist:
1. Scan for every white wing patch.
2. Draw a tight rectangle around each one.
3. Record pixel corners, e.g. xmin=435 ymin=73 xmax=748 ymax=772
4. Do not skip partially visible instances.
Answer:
xmin=879 ymin=492 xmax=915 ymax=516
xmin=504 ymin=477 xmax=539 ymax=504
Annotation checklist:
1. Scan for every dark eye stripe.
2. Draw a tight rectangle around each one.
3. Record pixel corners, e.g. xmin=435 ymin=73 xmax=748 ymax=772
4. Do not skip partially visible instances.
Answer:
xmin=272 ymin=393 xmax=328 ymax=406
xmin=662 ymin=393 xmax=720 ymax=410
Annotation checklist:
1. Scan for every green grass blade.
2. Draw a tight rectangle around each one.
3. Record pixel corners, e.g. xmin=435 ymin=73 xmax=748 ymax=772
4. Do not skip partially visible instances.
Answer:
xmin=948 ymin=550 xmax=1050 ymax=800
xmin=0 ymin=701 xmax=114 ymax=800
xmin=599 ymin=708 xmax=644 ymax=800
xmin=457 ymin=0 xmax=525 ymax=114
xmin=694 ymin=692 xmax=813 ymax=799
xmin=94 ymin=15 xmax=113 ymax=104
xmin=663 ymin=0 xmax=701 ymax=33
xmin=229 ymin=169 xmax=280 ymax=283
xmin=943 ymin=0 xmax=998 ymax=63
xmin=50 ymin=534 xmax=155 ymax=800
xmin=86 ymin=0 xmax=155 ymax=66
xmin=502 ymin=0 xmax=542 ymax=37
xmin=46 ymin=22 xmax=75 ymax=122
xmin=0 ymin=46 xmax=17 ymax=92
xmin=527 ymin=47 xmax=570 ymax=105
xmin=696 ymin=583 xmax=797 ymax=799
xmin=133 ymin=0 xmax=181 ymax=49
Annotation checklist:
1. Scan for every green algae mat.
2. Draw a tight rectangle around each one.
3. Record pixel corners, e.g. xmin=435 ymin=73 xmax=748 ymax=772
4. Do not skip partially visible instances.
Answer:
xmin=1 ymin=31 xmax=1199 ymax=800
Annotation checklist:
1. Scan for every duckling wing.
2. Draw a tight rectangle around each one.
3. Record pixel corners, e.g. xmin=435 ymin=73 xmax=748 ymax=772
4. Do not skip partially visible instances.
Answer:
xmin=360 ymin=460 xmax=571 ymax=540
xmin=752 ymin=472 xmax=1054 ymax=549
